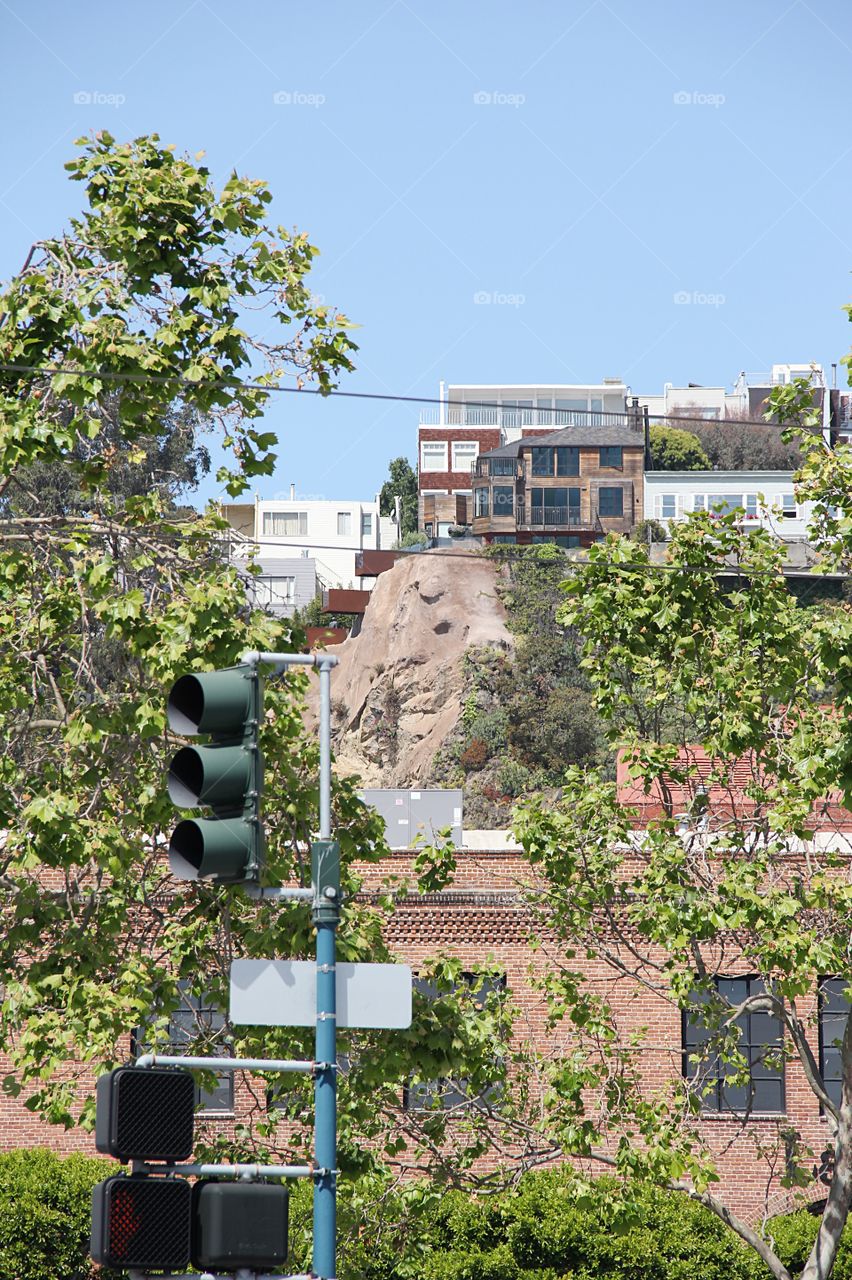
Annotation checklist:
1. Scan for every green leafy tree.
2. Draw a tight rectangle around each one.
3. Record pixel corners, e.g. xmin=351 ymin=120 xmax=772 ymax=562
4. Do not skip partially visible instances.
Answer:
xmin=507 ymin=380 xmax=852 ymax=1278
xmin=649 ymin=424 xmax=711 ymax=471
xmin=676 ymin=407 xmax=803 ymax=471
xmin=0 ymin=134 xmax=511 ymax=1184
xmin=379 ymin=456 xmax=418 ymax=535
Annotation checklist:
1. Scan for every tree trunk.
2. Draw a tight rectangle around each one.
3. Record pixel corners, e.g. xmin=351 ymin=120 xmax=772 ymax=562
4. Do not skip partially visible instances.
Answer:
xmin=801 ymin=1008 xmax=852 ymax=1280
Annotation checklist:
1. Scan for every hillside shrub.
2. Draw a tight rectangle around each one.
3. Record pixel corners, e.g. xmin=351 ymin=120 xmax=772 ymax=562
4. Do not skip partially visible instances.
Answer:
xmin=0 ymin=1148 xmax=118 ymax=1280
xmin=460 ymin=738 xmax=489 ymax=771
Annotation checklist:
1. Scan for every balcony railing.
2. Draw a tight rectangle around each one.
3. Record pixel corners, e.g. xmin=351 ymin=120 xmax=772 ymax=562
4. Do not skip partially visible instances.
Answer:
xmin=518 ymin=505 xmax=585 ymax=528
xmin=420 ymin=407 xmax=632 ymax=428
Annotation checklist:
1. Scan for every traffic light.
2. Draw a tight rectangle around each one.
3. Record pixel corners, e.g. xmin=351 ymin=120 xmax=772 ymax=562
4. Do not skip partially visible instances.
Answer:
xmin=193 ymin=1181 xmax=289 ymax=1269
xmin=91 ymin=1067 xmax=196 ymax=1271
xmin=166 ymin=664 xmax=264 ymax=884
xmin=91 ymin=1067 xmax=290 ymax=1272
xmin=95 ymin=1066 xmax=195 ymax=1161
xmin=92 ymin=1175 xmax=192 ymax=1271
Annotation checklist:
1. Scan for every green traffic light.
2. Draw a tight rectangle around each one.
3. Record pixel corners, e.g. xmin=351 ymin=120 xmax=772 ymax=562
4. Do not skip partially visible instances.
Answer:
xmin=165 ymin=665 xmax=263 ymax=885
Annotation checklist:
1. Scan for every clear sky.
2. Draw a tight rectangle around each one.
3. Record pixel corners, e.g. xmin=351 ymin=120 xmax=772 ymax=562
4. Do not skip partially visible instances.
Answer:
xmin=1 ymin=0 xmax=851 ymax=508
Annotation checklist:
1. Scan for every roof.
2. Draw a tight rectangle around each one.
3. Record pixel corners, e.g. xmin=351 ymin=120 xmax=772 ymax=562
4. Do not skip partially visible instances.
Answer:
xmin=480 ymin=424 xmax=645 ymax=458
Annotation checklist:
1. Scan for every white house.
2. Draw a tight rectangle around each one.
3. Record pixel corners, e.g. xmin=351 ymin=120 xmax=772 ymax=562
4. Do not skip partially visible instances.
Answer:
xmin=220 ymin=489 xmax=398 ymax=597
xmin=644 ymin=471 xmax=814 ymax=541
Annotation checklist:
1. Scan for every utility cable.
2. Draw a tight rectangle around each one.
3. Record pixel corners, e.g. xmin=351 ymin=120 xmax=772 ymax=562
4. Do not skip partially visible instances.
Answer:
xmin=0 ymin=362 xmax=827 ymax=433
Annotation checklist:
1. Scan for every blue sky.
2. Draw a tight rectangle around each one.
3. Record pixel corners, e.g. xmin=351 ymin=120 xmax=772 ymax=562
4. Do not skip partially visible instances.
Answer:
xmin=1 ymin=0 xmax=851 ymax=507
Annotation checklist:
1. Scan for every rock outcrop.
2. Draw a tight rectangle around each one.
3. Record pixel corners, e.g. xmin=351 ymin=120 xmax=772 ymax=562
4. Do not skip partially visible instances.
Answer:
xmin=324 ymin=548 xmax=512 ymax=786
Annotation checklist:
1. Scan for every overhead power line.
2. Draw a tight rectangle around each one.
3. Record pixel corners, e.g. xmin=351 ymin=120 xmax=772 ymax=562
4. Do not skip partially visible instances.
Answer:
xmin=0 ymin=361 xmax=822 ymax=433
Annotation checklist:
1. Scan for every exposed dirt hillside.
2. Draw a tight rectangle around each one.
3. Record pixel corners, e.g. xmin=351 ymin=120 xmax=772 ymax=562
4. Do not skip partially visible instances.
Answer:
xmin=323 ymin=548 xmax=513 ymax=787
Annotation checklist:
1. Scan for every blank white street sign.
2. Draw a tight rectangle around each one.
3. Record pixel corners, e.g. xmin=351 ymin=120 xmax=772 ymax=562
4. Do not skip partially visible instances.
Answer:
xmin=230 ymin=959 xmax=412 ymax=1029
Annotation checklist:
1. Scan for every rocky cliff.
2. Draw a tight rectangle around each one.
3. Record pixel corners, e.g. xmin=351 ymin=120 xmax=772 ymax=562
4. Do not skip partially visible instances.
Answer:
xmin=324 ymin=548 xmax=512 ymax=787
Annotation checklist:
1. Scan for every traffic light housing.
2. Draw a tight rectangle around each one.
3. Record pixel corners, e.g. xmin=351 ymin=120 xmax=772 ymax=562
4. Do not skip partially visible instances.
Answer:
xmin=92 ymin=1175 xmax=192 ymax=1271
xmin=193 ymin=1181 xmax=289 ymax=1269
xmin=166 ymin=664 xmax=264 ymax=884
xmin=95 ymin=1066 xmax=196 ymax=1161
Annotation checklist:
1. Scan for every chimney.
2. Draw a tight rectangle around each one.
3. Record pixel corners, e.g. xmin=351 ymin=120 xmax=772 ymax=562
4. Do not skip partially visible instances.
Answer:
xmin=289 ymin=483 xmax=296 ymax=500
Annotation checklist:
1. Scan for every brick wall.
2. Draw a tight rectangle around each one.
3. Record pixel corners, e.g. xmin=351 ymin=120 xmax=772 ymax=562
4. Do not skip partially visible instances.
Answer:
xmin=0 ymin=845 xmax=837 ymax=1224
xmin=418 ymin=427 xmax=502 ymax=494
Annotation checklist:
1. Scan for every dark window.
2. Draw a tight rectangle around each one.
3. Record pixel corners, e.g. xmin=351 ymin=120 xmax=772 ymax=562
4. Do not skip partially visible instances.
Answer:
xmin=683 ymin=976 xmax=784 ymax=1113
xmin=531 ymin=447 xmax=553 ymax=476
xmin=530 ymin=487 xmax=580 ymax=527
xmin=489 ymin=534 xmax=516 ymax=544
xmin=599 ymin=446 xmax=623 ymax=468
xmin=819 ymin=979 xmax=849 ymax=1110
xmin=492 ymin=485 xmax=514 ymax=516
xmin=404 ymin=973 xmax=506 ymax=1112
xmin=598 ymin=487 xmax=623 ymax=517
xmin=473 ymin=487 xmax=489 ymax=518
xmin=532 ymin=534 xmax=580 ymax=547
xmin=134 ymin=985 xmax=233 ymax=1113
xmin=556 ymin=447 xmax=580 ymax=476
xmin=489 ymin=457 xmax=516 ymax=476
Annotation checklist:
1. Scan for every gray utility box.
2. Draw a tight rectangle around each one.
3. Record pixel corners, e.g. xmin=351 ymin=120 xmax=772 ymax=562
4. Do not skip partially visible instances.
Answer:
xmin=357 ymin=789 xmax=463 ymax=850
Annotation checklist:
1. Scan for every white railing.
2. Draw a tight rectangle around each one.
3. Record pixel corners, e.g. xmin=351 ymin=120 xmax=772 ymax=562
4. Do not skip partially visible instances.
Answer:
xmin=418 ymin=407 xmax=633 ymax=428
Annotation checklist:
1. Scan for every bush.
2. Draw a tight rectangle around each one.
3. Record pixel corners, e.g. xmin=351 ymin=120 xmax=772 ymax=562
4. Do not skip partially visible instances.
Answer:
xmin=341 ymin=1171 xmax=771 ymax=1280
xmin=459 ymin=738 xmax=489 ymax=771
xmin=631 ymin=518 xmax=667 ymax=545
xmin=467 ymin=709 xmax=509 ymax=756
xmin=649 ymin=424 xmax=711 ymax=471
xmin=0 ymin=1148 xmax=118 ymax=1280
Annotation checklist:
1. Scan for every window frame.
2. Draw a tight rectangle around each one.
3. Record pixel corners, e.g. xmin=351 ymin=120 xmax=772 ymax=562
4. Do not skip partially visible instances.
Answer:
xmin=818 ymin=977 xmax=849 ymax=1112
xmin=262 ymin=510 xmax=308 ymax=537
xmin=597 ymin=486 xmax=624 ymax=518
xmin=599 ymin=445 xmax=623 ymax=469
xmin=420 ymin=441 xmax=449 ymax=472
xmin=682 ymin=976 xmax=784 ymax=1115
xmin=133 ymin=985 xmax=234 ymax=1115
xmin=403 ymin=972 xmax=507 ymax=1113
xmin=451 ymin=441 xmax=480 ymax=474
xmin=361 ymin=512 xmax=373 ymax=537
xmin=337 ymin=511 xmax=352 ymax=537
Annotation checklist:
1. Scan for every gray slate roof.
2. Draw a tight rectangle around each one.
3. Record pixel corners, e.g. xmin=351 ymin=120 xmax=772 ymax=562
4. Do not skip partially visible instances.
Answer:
xmin=480 ymin=424 xmax=644 ymax=459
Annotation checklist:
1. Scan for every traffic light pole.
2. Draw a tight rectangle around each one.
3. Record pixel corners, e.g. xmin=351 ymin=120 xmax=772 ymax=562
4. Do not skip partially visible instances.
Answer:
xmin=242 ymin=651 xmax=340 ymax=1280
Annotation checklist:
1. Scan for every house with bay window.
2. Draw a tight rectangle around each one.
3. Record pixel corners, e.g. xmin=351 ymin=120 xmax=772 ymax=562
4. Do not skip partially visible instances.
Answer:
xmin=418 ymin=380 xmax=632 ymax=536
xmin=644 ymin=471 xmax=814 ymax=541
xmin=470 ymin=420 xmax=645 ymax=546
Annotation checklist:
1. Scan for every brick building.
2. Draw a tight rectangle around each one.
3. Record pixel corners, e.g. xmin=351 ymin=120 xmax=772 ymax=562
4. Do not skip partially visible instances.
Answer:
xmin=2 ymin=817 xmax=849 ymax=1224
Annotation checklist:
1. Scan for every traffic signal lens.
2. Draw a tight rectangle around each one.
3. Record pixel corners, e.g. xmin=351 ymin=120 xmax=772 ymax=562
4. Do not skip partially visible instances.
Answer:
xmin=92 ymin=1176 xmax=192 ymax=1271
xmin=168 ymin=744 xmax=252 ymax=808
xmin=169 ymin=816 xmax=258 ymax=883
xmin=168 ymin=670 xmax=253 ymax=736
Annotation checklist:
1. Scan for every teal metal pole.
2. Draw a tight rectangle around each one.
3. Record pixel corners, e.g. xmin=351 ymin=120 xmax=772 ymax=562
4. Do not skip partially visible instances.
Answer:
xmin=313 ymin=659 xmax=339 ymax=1279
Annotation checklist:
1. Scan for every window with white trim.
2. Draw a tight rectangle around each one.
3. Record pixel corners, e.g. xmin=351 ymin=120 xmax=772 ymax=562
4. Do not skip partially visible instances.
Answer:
xmin=361 ymin=513 xmax=373 ymax=537
xmin=263 ymin=511 xmax=307 ymax=537
xmin=254 ymin=576 xmax=295 ymax=608
xmin=660 ymin=494 xmax=677 ymax=519
xmin=420 ymin=441 xmax=449 ymax=472
xmin=781 ymin=493 xmax=797 ymax=519
xmin=451 ymin=441 xmax=479 ymax=473
xmin=337 ymin=512 xmax=352 ymax=536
